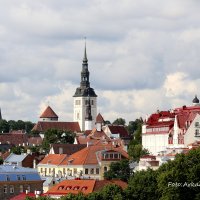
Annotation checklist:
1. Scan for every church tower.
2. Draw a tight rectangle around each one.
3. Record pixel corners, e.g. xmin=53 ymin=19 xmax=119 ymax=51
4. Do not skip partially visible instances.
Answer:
xmin=73 ymin=42 xmax=97 ymax=131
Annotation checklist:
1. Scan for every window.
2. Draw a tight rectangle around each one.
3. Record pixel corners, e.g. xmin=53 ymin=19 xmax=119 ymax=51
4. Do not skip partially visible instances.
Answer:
xmin=4 ymin=185 xmax=7 ymax=193
xmin=114 ymin=154 xmax=119 ymax=159
xmin=66 ymin=186 xmax=72 ymax=190
xmin=105 ymin=154 xmax=109 ymax=159
xmin=110 ymin=154 xmax=113 ymax=159
xmin=77 ymin=113 xmax=80 ymax=120
xmin=17 ymin=175 xmax=20 ymax=180
xmin=195 ymin=129 xmax=200 ymax=136
xmin=91 ymin=100 xmax=94 ymax=105
xmin=90 ymin=168 xmax=94 ymax=174
xmin=85 ymin=168 xmax=88 ymax=174
xmin=58 ymin=186 xmax=64 ymax=190
xmin=40 ymin=168 xmax=43 ymax=173
xmin=74 ymin=168 xmax=77 ymax=174
xmin=22 ymin=175 xmax=26 ymax=180
xmin=10 ymin=185 xmax=14 ymax=193
xmin=74 ymin=186 xmax=80 ymax=190
xmin=82 ymin=186 xmax=88 ymax=191
xmin=195 ymin=122 xmax=199 ymax=127
xmin=75 ymin=100 xmax=81 ymax=105
xmin=96 ymin=168 xmax=99 ymax=174
xmin=6 ymin=175 xmax=10 ymax=181
xmin=49 ymin=168 xmax=51 ymax=174
xmin=20 ymin=185 xmax=23 ymax=193
xmin=63 ymin=168 xmax=65 ymax=174
xmin=104 ymin=166 xmax=108 ymax=172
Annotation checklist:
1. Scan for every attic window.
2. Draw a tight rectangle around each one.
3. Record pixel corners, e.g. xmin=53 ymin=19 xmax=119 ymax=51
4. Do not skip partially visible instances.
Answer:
xmin=195 ymin=122 xmax=199 ymax=127
xmin=73 ymin=186 xmax=80 ymax=190
xmin=82 ymin=186 xmax=88 ymax=191
xmin=58 ymin=186 xmax=64 ymax=190
xmin=66 ymin=186 xmax=72 ymax=190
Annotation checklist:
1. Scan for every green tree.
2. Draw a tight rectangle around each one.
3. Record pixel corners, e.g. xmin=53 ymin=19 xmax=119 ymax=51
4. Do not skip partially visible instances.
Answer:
xmin=127 ymin=118 xmax=143 ymax=136
xmin=0 ymin=119 xmax=9 ymax=133
xmin=157 ymin=148 xmax=200 ymax=200
xmin=112 ymin=118 xmax=126 ymax=126
xmin=128 ymin=144 xmax=149 ymax=162
xmin=104 ymin=160 xmax=131 ymax=182
xmin=42 ymin=129 xmax=75 ymax=153
xmin=126 ymin=168 xmax=159 ymax=200
xmin=10 ymin=146 xmax=25 ymax=155
xmin=100 ymin=184 xmax=124 ymax=200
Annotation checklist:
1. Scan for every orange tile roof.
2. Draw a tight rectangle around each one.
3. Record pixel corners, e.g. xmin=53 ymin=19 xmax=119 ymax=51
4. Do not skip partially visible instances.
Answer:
xmin=46 ymin=179 xmax=127 ymax=195
xmin=39 ymin=154 xmax=68 ymax=165
xmin=47 ymin=179 xmax=96 ymax=195
xmin=40 ymin=106 xmax=58 ymax=118
xmin=60 ymin=143 xmax=128 ymax=166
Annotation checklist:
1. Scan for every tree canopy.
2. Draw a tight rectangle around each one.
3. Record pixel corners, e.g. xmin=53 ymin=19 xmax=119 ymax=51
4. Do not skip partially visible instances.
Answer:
xmin=42 ymin=129 xmax=76 ymax=153
xmin=104 ymin=159 xmax=131 ymax=182
xmin=0 ymin=119 xmax=34 ymax=133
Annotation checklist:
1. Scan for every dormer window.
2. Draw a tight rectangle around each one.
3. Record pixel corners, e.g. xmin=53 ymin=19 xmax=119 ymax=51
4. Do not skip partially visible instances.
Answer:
xmin=58 ymin=186 xmax=64 ymax=190
xmin=66 ymin=186 xmax=72 ymax=190
xmin=73 ymin=186 xmax=80 ymax=190
xmin=82 ymin=186 xmax=88 ymax=191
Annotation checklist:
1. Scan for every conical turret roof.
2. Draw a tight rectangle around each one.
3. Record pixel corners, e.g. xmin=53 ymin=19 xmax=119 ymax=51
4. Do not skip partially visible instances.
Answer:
xmin=40 ymin=106 xmax=58 ymax=119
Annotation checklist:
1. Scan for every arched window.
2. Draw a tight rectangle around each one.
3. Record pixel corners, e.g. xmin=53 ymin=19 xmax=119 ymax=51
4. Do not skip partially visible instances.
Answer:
xmin=104 ymin=166 xmax=107 ymax=172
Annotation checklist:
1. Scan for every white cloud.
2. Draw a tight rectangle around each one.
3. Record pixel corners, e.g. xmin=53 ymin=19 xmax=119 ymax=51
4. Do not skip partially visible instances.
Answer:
xmin=0 ymin=0 xmax=200 ymax=123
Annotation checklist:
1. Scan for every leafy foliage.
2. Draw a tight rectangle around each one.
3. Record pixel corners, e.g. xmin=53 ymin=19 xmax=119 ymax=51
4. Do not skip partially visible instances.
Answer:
xmin=112 ymin=118 xmax=126 ymax=126
xmin=0 ymin=119 xmax=34 ymax=133
xmin=42 ymin=129 xmax=76 ymax=152
xmin=104 ymin=160 xmax=131 ymax=182
xmin=128 ymin=144 xmax=149 ymax=162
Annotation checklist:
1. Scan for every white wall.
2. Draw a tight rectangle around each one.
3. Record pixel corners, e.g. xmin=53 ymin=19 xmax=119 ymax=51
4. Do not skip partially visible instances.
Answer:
xmin=142 ymin=134 xmax=169 ymax=155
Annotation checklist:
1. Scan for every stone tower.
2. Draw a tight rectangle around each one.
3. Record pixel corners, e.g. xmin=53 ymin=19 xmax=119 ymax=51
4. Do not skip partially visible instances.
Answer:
xmin=73 ymin=42 xmax=97 ymax=131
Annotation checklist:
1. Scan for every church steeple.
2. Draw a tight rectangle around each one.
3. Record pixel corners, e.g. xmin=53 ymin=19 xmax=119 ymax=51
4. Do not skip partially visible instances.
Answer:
xmin=80 ymin=40 xmax=90 ymax=88
xmin=73 ymin=40 xmax=97 ymax=97
xmin=73 ymin=40 xmax=97 ymax=131
xmin=83 ymin=39 xmax=88 ymax=63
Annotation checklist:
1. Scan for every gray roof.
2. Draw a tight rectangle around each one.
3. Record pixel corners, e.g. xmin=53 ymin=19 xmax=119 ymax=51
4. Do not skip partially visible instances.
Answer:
xmin=0 ymin=165 xmax=41 ymax=181
xmin=4 ymin=153 xmax=27 ymax=163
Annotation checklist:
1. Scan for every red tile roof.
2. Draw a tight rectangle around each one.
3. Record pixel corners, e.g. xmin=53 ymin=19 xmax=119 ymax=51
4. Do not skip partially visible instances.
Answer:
xmin=46 ymin=179 xmax=96 ymax=195
xmin=40 ymin=106 xmax=58 ymax=119
xmin=0 ymin=132 xmax=28 ymax=146
xmin=39 ymin=154 xmax=68 ymax=165
xmin=60 ymin=143 xmax=128 ymax=166
xmin=108 ymin=125 xmax=130 ymax=138
xmin=50 ymin=144 xmax=87 ymax=155
xmin=32 ymin=121 xmax=81 ymax=132
xmin=46 ymin=179 xmax=127 ymax=196
xmin=10 ymin=193 xmax=45 ymax=200
xmin=96 ymin=113 xmax=105 ymax=123
xmin=28 ymin=136 xmax=43 ymax=146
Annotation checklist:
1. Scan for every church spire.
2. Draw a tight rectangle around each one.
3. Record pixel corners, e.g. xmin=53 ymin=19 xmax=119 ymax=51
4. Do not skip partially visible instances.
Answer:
xmin=83 ymin=37 xmax=88 ymax=63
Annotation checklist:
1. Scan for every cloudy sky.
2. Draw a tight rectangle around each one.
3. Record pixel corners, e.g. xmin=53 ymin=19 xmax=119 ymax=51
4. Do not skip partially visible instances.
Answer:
xmin=0 ymin=0 xmax=200 ymax=124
